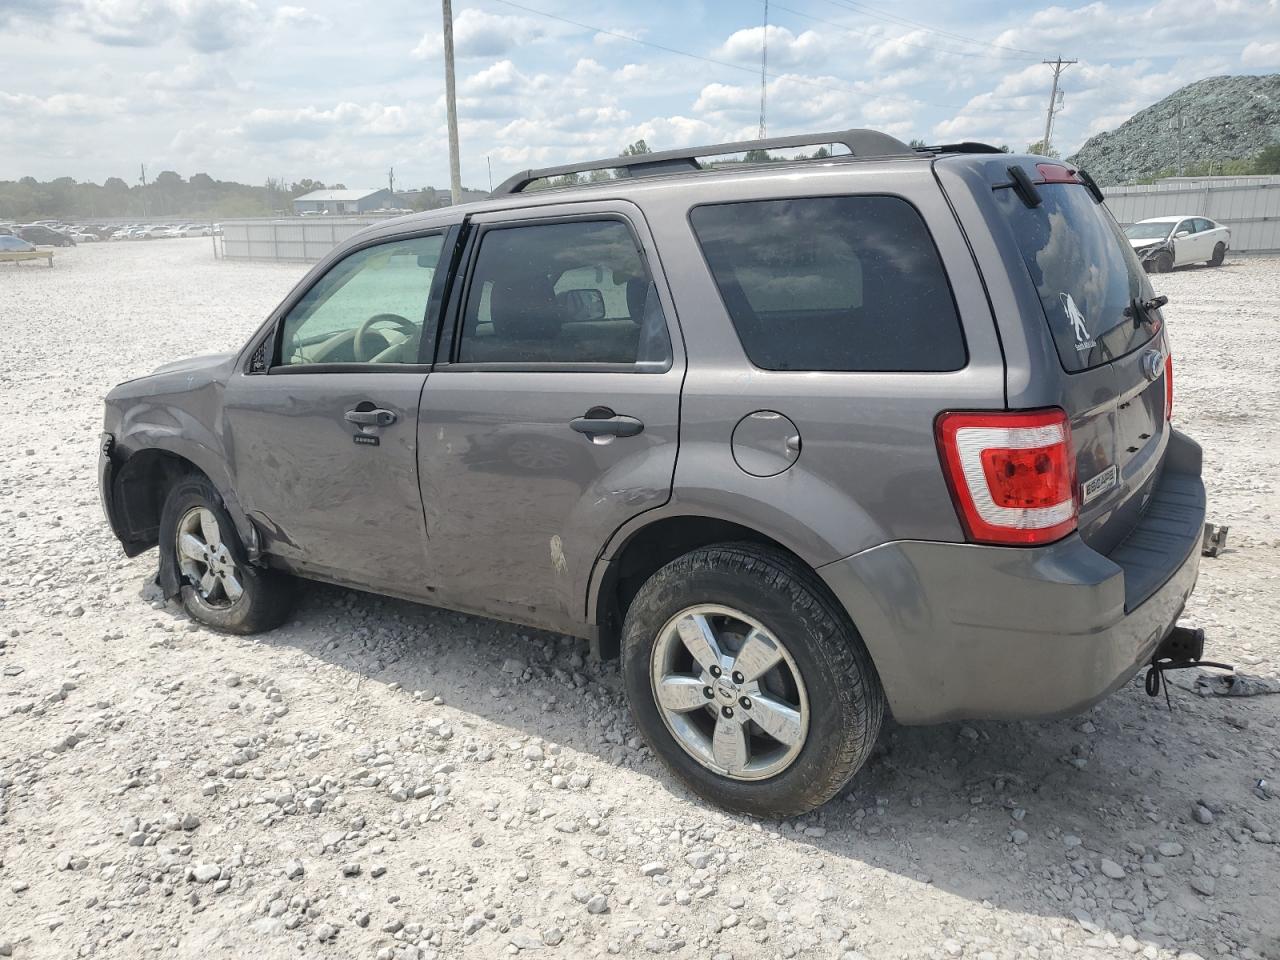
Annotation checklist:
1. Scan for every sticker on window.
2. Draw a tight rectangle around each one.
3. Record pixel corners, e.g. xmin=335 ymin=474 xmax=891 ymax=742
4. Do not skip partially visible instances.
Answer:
xmin=1060 ymin=292 xmax=1095 ymax=352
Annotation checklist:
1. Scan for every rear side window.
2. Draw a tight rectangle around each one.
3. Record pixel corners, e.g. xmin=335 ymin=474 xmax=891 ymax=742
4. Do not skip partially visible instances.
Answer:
xmin=689 ymin=196 xmax=965 ymax=372
xmin=999 ymin=183 xmax=1154 ymax=372
xmin=457 ymin=218 xmax=672 ymax=369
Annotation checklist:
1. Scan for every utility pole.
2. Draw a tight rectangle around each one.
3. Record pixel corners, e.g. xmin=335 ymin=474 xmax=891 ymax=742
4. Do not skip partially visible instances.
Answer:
xmin=757 ymin=0 xmax=768 ymax=139
xmin=441 ymin=0 xmax=462 ymax=205
xmin=388 ymin=166 xmax=395 ymax=197
xmin=487 ymin=155 xmax=493 ymax=193
xmin=1170 ymin=107 xmax=1193 ymax=177
xmin=1041 ymin=57 xmax=1076 ymax=156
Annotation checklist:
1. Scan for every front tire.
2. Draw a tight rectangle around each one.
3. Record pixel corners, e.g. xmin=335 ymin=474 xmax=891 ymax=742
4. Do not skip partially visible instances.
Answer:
xmin=159 ymin=476 xmax=292 ymax=634
xmin=622 ymin=543 xmax=884 ymax=817
xmin=1153 ymin=251 xmax=1174 ymax=273
xmin=1208 ymin=242 xmax=1225 ymax=266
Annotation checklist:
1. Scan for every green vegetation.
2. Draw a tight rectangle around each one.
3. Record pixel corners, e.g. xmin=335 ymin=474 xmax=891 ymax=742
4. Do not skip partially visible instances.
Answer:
xmin=0 ymin=172 xmax=345 ymax=221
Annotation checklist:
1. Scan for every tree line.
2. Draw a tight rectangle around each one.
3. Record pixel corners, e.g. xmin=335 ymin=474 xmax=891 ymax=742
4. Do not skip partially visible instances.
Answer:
xmin=0 ymin=172 xmax=348 ymax=222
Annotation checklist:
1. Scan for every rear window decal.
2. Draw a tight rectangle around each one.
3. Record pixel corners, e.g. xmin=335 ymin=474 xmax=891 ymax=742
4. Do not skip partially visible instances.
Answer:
xmin=1060 ymin=292 xmax=1096 ymax=352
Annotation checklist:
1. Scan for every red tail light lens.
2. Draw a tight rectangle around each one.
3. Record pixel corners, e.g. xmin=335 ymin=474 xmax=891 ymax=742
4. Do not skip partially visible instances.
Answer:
xmin=1164 ymin=353 xmax=1173 ymax=421
xmin=936 ymin=409 xmax=1078 ymax=545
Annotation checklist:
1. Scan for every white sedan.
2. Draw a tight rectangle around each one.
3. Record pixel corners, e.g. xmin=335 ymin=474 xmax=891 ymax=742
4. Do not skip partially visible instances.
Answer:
xmin=1124 ymin=216 xmax=1230 ymax=272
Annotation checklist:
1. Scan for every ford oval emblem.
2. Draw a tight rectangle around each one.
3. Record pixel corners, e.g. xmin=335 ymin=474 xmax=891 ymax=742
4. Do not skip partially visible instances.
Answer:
xmin=1141 ymin=350 xmax=1163 ymax=382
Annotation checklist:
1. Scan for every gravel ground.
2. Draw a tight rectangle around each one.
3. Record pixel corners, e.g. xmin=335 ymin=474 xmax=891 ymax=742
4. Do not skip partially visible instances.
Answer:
xmin=1 ymin=241 xmax=1278 ymax=960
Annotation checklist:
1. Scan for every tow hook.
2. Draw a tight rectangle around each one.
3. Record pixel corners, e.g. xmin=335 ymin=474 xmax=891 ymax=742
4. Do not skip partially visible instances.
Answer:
xmin=1144 ymin=626 xmax=1234 ymax=707
xmin=1202 ymin=523 xmax=1229 ymax=557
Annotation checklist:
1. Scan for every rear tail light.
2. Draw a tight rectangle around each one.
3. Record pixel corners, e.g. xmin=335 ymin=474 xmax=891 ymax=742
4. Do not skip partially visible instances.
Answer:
xmin=1164 ymin=353 xmax=1173 ymax=421
xmin=935 ymin=408 xmax=1078 ymax=546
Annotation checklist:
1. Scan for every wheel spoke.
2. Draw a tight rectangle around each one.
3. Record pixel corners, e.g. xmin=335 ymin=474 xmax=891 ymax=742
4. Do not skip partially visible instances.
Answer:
xmin=177 ymin=533 xmax=206 ymax=562
xmin=711 ymin=716 xmax=748 ymax=774
xmin=748 ymin=693 xmax=804 ymax=746
xmin=198 ymin=572 xmax=218 ymax=597
xmin=198 ymin=509 xmax=222 ymax=549
xmin=656 ymin=676 xmax=709 ymax=713
xmin=220 ymin=571 xmax=244 ymax=602
xmin=733 ymin=629 xmax=783 ymax=683
xmin=675 ymin=613 xmax=724 ymax=673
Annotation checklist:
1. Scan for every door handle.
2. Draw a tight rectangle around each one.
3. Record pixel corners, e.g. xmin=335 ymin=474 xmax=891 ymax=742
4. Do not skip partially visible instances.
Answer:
xmin=345 ymin=407 xmax=397 ymax=427
xmin=570 ymin=408 xmax=644 ymax=438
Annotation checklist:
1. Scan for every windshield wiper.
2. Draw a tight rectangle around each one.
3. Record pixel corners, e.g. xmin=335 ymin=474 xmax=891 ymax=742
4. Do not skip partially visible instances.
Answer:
xmin=1125 ymin=294 xmax=1169 ymax=328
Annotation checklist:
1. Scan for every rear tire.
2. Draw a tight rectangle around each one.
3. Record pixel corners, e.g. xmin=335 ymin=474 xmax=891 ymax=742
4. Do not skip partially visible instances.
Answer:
xmin=621 ymin=543 xmax=884 ymax=817
xmin=1208 ymin=242 xmax=1225 ymax=267
xmin=159 ymin=476 xmax=292 ymax=634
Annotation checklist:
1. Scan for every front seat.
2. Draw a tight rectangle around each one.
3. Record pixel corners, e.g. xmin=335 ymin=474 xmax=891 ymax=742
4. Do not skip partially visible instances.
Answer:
xmin=465 ymin=274 xmax=564 ymax=362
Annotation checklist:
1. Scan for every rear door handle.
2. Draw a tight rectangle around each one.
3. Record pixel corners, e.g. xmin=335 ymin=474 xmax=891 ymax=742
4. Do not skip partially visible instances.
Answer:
xmin=345 ymin=407 xmax=397 ymax=427
xmin=570 ymin=408 xmax=644 ymax=438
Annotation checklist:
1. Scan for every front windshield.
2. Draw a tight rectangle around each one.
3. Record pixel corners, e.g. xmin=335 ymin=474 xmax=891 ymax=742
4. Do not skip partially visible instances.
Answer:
xmin=1124 ymin=222 xmax=1174 ymax=241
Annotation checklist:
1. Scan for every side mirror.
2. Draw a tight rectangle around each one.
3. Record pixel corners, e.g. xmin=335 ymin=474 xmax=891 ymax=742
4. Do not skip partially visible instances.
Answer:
xmin=1175 ymin=230 xmax=1190 ymax=239
xmin=558 ymin=288 xmax=606 ymax=322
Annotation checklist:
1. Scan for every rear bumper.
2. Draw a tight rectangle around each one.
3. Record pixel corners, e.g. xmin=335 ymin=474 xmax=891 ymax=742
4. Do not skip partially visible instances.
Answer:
xmin=819 ymin=429 xmax=1205 ymax=725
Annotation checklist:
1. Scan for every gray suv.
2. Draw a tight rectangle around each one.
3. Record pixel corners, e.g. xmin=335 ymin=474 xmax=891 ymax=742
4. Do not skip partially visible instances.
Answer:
xmin=99 ymin=130 xmax=1206 ymax=816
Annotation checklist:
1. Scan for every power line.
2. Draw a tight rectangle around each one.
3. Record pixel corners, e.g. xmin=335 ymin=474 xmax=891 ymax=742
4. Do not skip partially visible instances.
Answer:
xmin=769 ymin=1 xmax=1042 ymax=62
xmin=483 ymin=0 xmax=972 ymax=110
xmin=816 ymin=0 xmax=1046 ymax=58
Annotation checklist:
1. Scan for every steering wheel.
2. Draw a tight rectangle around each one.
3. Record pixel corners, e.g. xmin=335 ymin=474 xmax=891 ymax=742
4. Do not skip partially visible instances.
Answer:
xmin=353 ymin=313 xmax=417 ymax=362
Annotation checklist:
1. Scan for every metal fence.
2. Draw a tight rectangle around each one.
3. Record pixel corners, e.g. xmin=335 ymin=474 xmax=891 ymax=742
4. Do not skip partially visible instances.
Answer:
xmin=218 ymin=178 xmax=1280 ymax=262
xmin=218 ymin=217 xmax=388 ymax=262
xmin=1104 ymin=176 xmax=1280 ymax=254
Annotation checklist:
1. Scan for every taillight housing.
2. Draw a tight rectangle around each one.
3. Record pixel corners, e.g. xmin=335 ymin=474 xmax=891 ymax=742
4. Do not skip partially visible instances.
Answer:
xmin=936 ymin=408 xmax=1078 ymax=546
xmin=1164 ymin=353 xmax=1173 ymax=421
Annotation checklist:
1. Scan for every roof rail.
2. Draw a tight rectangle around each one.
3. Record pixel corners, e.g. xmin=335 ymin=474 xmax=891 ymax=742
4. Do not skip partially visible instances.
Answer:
xmin=491 ymin=128 xmax=916 ymax=195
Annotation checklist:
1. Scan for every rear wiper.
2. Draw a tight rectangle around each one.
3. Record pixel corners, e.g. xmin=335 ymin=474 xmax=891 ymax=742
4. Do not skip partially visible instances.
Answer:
xmin=1125 ymin=294 xmax=1169 ymax=328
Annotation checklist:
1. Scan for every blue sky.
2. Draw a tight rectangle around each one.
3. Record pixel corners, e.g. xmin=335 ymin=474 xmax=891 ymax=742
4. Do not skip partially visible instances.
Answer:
xmin=1 ymin=0 xmax=1277 ymax=190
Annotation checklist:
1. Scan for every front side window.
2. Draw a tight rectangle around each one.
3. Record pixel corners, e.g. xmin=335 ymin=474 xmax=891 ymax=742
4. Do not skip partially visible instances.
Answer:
xmin=457 ymin=218 xmax=671 ymax=368
xmin=279 ymin=234 xmax=445 ymax=366
xmin=689 ymin=196 xmax=966 ymax=372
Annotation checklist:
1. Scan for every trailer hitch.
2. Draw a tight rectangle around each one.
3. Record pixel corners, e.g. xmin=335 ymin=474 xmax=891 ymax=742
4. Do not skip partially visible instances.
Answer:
xmin=1144 ymin=626 xmax=1234 ymax=709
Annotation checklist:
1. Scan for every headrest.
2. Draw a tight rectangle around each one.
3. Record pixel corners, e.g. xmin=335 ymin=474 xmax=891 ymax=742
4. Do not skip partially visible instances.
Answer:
xmin=488 ymin=274 xmax=562 ymax=340
xmin=625 ymin=276 xmax=649 ymax=325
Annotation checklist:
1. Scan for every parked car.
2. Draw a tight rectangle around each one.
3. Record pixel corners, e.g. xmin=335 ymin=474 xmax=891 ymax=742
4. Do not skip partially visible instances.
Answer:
xmin=17 ymin=224 xmax=75 ymax=246
xmin=1125 ymin=216 xmax=1229 ymax=272
xmin=172 ymin=224 xmax=211 ymax=238
xmin=98 ymin=131 xmax=1206 ymax=816
xmin=70 ymin=230 xmax=100 ymax=243
xmin=0 ymin=234 xmax=37 ymax=251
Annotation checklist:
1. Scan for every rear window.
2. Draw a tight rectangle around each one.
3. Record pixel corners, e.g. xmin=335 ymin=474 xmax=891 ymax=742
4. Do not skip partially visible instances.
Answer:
xmin=689 ymin=196 xmax=966 ymax=372
xmin=1000 ymin=182 xmax=1155 ymax=372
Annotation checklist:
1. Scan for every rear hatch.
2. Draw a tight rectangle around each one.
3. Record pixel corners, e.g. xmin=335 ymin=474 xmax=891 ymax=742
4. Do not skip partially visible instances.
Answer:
xmin=986 ymin=161 xmax=1171 ymax=555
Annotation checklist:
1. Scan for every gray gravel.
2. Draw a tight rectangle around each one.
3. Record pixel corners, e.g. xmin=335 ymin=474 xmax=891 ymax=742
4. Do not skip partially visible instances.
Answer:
xmin=1 ymin=241 xmax=1278 ymax=959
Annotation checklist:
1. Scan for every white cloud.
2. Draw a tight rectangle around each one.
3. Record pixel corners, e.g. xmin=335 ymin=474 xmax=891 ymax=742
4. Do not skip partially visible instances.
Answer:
xmin=715 ymin=25 xmax=833 ymax=68
xmin=236 ymin=102 xmax=416 ymax=141
xmin=0 ymin=91 xmax=128 ymax=119
xmin=1241 ymin=39 xmax=1280 ymax=66
xmin=72 ymin=0 xmax=263 ymax=51
xmin=273 ymin=5 xmax=328 ymax=29
xmin=411 ymin=8 xmax=546 ymax=61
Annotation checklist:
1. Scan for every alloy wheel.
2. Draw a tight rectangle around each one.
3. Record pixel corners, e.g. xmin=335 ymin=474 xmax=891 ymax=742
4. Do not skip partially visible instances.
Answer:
xmin=650 ymin=604 xmax=809 ymax=781
xmin=175 ymin=507 xmax=243 ymax=607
